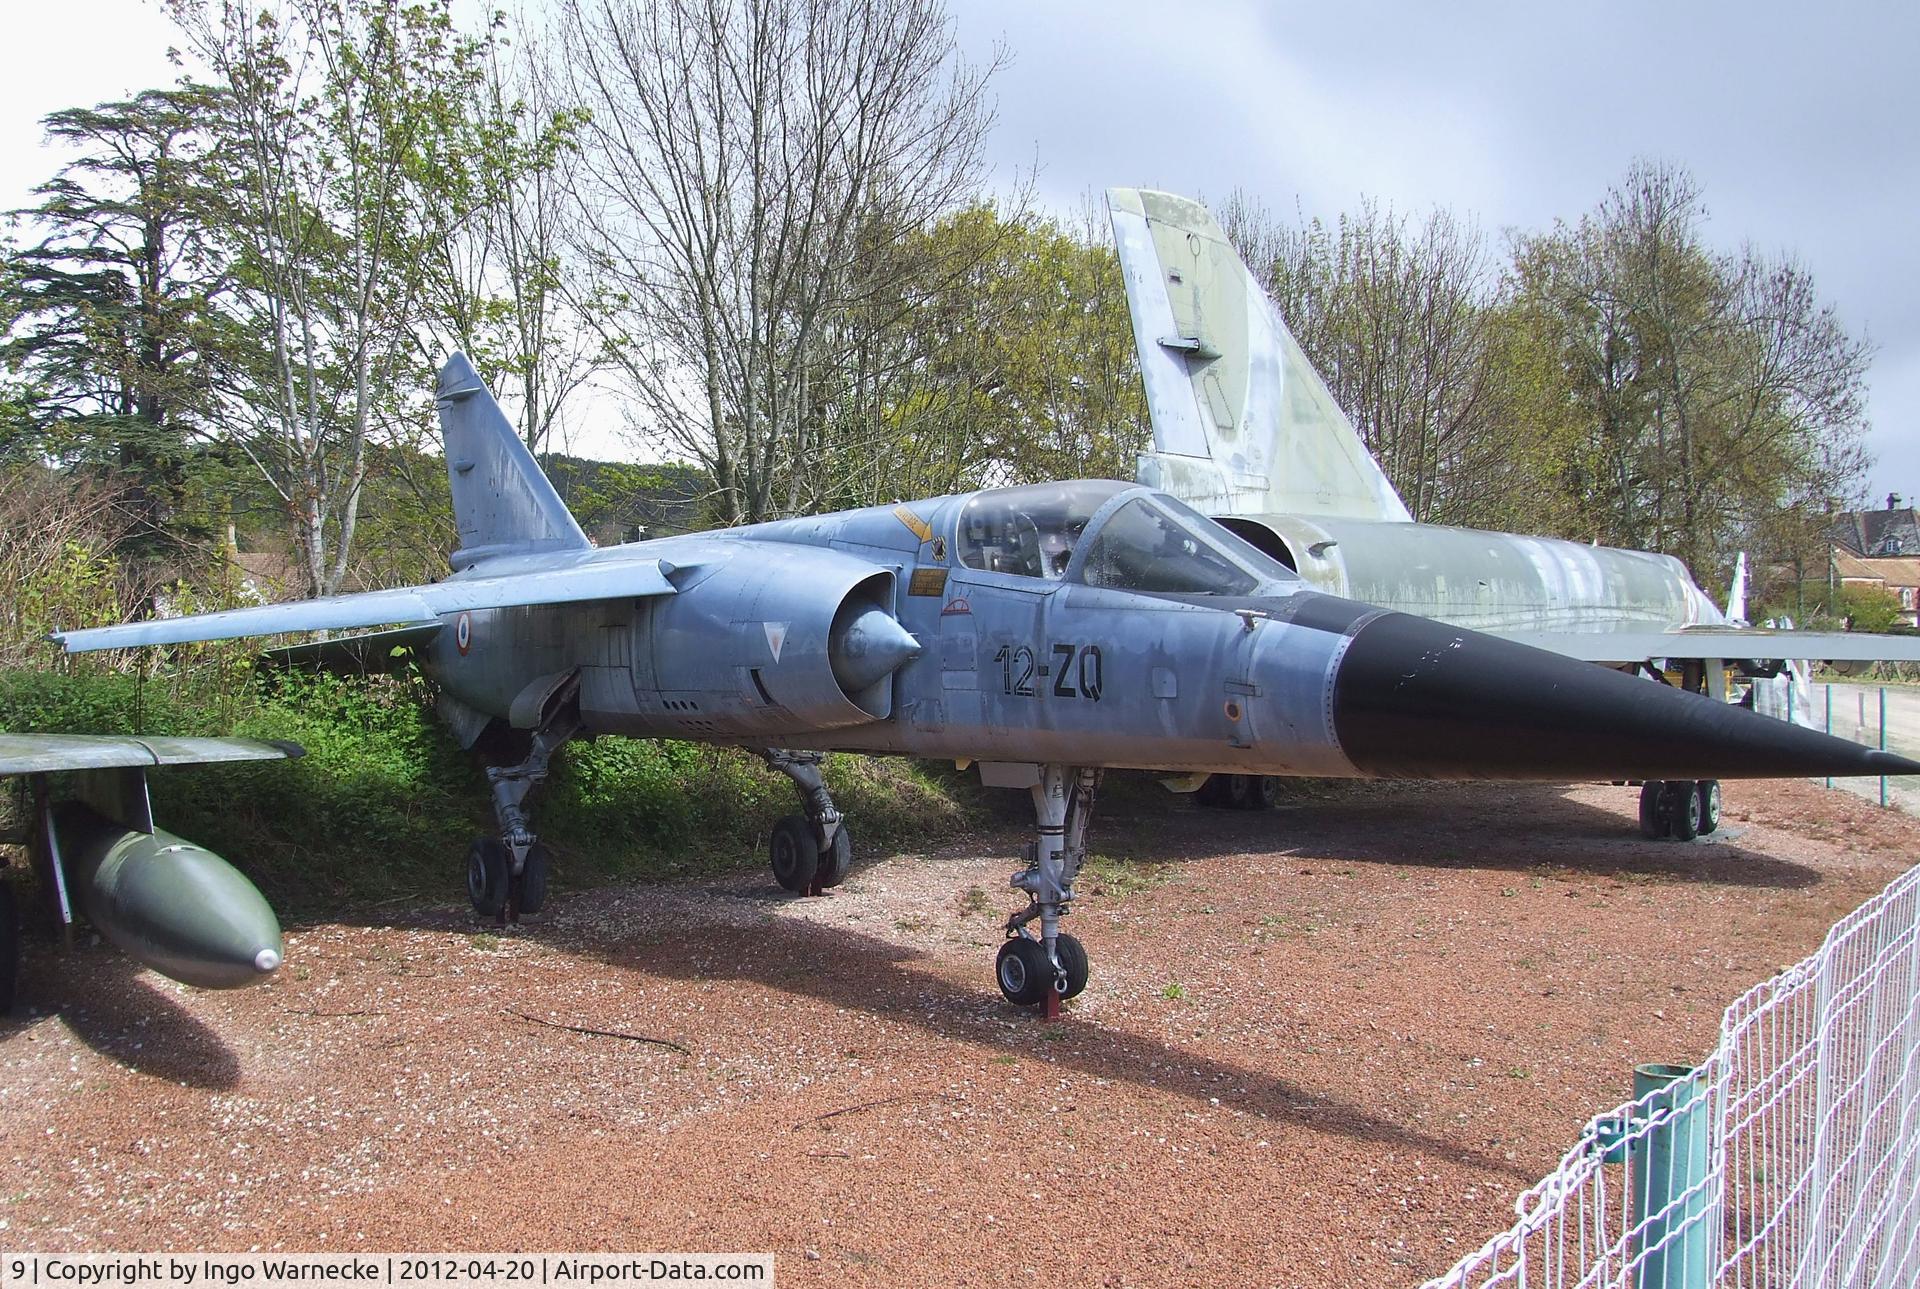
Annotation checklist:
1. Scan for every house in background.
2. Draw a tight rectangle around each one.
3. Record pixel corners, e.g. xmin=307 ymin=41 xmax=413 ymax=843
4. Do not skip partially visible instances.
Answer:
xmin=1832 ymin=494 xmax=1920 ymax=627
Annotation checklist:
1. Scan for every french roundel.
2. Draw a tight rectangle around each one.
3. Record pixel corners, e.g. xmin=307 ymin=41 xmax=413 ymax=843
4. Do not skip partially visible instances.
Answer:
xmin=456 ymin=612 xmax=472 ymax=655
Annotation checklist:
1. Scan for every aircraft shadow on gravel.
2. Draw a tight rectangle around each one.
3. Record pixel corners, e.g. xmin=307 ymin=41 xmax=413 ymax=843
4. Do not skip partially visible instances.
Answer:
xmin=4 ymin=953 xmax=241 ymax=1090
xmin=1078 ymin=780 xmax=1824 ymax=890
xmin=499 ymin=900 xmax=1543 ymax=1187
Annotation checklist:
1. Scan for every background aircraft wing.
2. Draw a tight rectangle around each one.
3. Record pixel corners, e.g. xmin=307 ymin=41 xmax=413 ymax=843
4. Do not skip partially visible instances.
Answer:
xmin=0 ymin=734 xmax=304 ymax=775
xmin=51 ymin=558 xmax=678 ymax=653
xmin=1500 ymin=626 xmax=1920 ymax=665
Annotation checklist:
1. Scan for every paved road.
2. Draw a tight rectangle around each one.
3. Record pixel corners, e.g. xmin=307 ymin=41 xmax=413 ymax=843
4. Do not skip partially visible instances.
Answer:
xmin=1806 ymin=681 xmax=1920 ymax=814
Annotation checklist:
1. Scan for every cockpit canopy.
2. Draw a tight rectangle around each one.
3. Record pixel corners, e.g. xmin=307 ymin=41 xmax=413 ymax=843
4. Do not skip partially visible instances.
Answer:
xmin=956 ymin=480 xmax=1298 ymax=595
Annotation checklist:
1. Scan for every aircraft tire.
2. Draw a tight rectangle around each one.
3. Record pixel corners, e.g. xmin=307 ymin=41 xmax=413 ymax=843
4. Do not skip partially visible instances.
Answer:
xmin=817 ymin=825 xmax=853 ymax=889
xmin=769 ymin=815 xmax=819 ymax=893
xmin=1666 ymin=780 xmax=1702 ymax=842
xmin=1696 ymin=780 xmax=1722 ymax=835
xmin=517 ymin=841 xmax=552 ymax=915
xmin=0 ymin=879 xmax=17 ymax=1015
xmin=1194 ymin=775 xmax=1229 ymax=808
xmin=467 ymin=837 xmax=509 ymax=917
xmin=1252 ymin=776 xmax=1283 ymax=810
xmin=995 ymin=937 xmax=1051 ymax=1007
xmin=1225 ymin=774 xmax=1258 ymax=810
xmin=1638 ymin=781 xmax=1668 ymax=839
xmin=1055 ymin=932 xmax=1090 ymax=1000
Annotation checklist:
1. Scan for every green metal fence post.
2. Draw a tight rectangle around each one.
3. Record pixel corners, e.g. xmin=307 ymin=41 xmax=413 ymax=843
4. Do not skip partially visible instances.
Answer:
xmin=1632 ymin=1062 xmax=1714 ymax=1289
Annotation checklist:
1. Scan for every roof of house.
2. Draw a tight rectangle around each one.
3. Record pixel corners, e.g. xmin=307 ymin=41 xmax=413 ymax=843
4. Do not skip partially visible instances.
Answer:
xmin=1834 ymin=549 xmax=1920 ymax=585
xmin=1832 ymin=507 xmax=1920 ymax=557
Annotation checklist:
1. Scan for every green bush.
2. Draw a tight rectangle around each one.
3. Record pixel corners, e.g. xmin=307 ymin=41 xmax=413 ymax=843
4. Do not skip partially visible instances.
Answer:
xmin=0 ymin=666 xmax=978 ymax=916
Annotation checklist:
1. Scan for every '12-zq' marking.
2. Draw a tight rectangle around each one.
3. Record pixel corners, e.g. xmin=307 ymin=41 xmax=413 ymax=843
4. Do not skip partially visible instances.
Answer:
xmin=994 ymin=643 xmax=1102 ymax=701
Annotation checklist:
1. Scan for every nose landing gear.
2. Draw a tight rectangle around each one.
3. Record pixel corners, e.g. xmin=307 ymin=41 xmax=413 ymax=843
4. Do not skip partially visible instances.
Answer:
xmin=999 ymin=765 xmax=1099 ymax=1015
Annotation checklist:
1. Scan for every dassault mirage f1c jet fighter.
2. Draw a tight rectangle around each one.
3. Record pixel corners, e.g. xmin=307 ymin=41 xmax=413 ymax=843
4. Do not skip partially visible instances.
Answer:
xmin=51 ymin=357 xmax=1920 ymax=1010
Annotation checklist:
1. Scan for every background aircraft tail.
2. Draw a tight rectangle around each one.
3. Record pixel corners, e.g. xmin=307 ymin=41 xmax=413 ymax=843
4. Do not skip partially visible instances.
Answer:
xmin=437 ymin=352 xmax=591 ymax=570
xmin=1107 ymin=188 xmax=1411 ymax=523
xmin=1725 ymin=552 xmax=1750 ymax=625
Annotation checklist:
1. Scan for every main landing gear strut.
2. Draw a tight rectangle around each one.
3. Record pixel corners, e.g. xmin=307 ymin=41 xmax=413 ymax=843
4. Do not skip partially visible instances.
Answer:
xmin=468 ymin=696 xmax=580 ymax=924
xmin=997 ymin=765 xmax=1097 ymax=1016
xmin=762 ymin=750 xmax=852 ymax=896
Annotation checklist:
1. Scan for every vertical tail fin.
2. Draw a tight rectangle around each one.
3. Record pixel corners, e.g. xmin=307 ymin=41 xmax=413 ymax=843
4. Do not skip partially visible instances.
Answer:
xmin=1107 ymin=188 xmax=1411 ymax=523
xmin=437 ymin=353 xmax=591 ymax=570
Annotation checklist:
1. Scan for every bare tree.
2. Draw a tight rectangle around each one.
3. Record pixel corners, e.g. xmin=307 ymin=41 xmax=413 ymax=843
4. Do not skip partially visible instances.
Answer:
xmin=557 ymin=0 xmax=1001 ymax=524
xmin=421 ymin=16 xmax=599 ymax=455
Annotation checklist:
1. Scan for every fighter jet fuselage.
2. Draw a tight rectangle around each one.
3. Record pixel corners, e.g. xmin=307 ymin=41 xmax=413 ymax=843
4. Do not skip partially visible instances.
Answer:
xmin=420 ymin=477 xmax=1886 ymax=788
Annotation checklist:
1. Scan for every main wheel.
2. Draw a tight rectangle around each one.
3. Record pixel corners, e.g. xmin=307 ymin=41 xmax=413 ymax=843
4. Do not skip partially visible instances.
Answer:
xmin=1666 ymin=780 xmax=1702 ymax=841
xmin=769 ymin=815 xmax=820 ymax=893
xmin=995 ymin=937 xmax=1052 ymax=1007
xmin=1696 ymin=780 xmax=1722 ymax=835
xmin=0 ymin=880 xmax=18 ymax=1015
xmin=1638 ymin=781 xmax=1668 ymax=839
xmin=516 ymin=841 xmax=553 ymax=915
xmin=1195 ymin=775 xmax=1230 ymax=808
xmin=816 ymin=825 xmax=853 ymax=889
xmin=1251 ymin=776 xmax=1283 ymax=810
xmin=467 ymin=837 xmax=509 ymax=917
xmin=1054 ymin=932 xmax=1090 ymax=1000
xmin=1224 ymin=774 xmax=1258 ymax=810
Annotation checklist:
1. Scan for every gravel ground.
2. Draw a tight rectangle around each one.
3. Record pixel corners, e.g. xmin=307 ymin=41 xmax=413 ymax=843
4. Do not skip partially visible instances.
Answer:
xmin=2 ymin=777 xmax=1915 ymax=1287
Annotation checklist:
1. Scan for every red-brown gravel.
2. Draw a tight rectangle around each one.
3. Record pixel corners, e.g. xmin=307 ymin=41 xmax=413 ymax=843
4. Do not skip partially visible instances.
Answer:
xmin=2 ymin=777 xmax=1913 ymax=1287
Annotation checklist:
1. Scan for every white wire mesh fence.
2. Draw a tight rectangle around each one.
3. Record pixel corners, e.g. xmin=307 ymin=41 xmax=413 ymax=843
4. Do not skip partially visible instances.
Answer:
xmin=1423 ymin=861 xmax=1920 ymax=1289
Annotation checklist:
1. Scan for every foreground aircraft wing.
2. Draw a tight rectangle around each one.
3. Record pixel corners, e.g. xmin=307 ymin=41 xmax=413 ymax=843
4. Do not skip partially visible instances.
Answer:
xmin=0 ymin=733 xmax=303 ymax=775
xmin=1502 ymin=627 xmax=1920 ymax=666
xmin=0 ymin=734 xmax=299 ymax=997
xmin=50 ymin=559 xmax=677 ymax=653
xmin=1108 ymin=186 xmax=1413 ymax=523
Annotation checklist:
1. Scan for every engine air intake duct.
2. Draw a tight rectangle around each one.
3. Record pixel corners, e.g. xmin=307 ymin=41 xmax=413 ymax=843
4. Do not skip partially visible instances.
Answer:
xmin=648 ymin=550 xmax=918 ymax=735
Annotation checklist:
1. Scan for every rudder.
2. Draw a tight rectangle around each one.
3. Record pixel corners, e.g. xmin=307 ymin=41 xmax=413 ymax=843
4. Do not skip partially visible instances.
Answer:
xmin=1108 ymin=188 xmax=1411 ymax=523
xmin=437 ymin=353 xmax=590 ymax=570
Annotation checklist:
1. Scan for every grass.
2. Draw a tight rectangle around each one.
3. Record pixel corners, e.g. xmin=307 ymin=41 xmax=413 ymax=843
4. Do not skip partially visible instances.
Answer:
xmin=955 ymin=886 xmax=992 ymax=917
xmin=0 ymin=666 xmax=981 ymax=918
xmin=1082 ymin=851 xmax=1169 ymax=898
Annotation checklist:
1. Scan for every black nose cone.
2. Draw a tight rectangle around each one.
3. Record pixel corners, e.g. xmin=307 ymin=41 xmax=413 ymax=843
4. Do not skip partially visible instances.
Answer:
xmin=1329 ymin=610 xmax=1920 ymax=781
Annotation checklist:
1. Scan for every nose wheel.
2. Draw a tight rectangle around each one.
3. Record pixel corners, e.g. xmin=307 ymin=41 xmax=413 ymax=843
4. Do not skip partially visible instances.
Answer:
xmin=997 ymin=931 xmax=1089 ymax=1006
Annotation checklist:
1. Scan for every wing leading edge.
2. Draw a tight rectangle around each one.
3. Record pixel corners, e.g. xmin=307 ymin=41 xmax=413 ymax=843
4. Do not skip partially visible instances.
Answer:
xmin=1501 ymin=627 xmax=1920 ymax=666
xmin=51 ymin=558 xmax=678 ymax=654
xmin=0 ymin=734 xmax=304 ymax=776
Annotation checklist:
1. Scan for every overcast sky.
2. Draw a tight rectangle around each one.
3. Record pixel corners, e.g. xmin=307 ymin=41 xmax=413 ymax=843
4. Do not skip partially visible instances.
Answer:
xmin=4 ymin=0 xmax=1915 ymax=504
